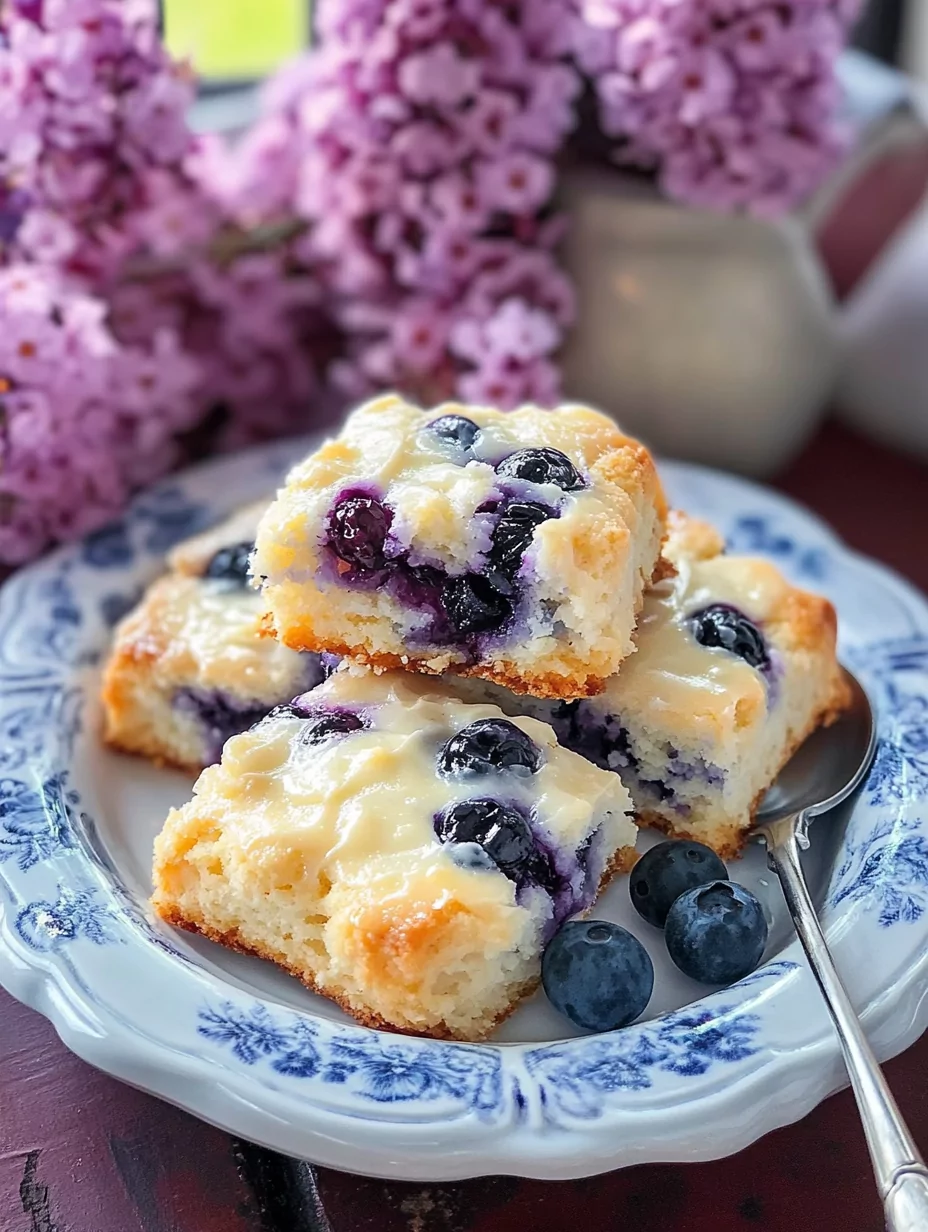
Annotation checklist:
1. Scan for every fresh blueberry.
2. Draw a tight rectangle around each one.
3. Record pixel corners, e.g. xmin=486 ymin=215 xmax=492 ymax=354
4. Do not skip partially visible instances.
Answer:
xmin=665 ymin=880 xmax=768 ymax=984
xmin=442 ymin=572 xmax=513 ymax=635
xmin=391 ymin=562 xmax=444 ymax=612
xmin=435 ymin=798 xmax=535 ymax=879
xmin=439 ymin=718 xmax=541 ymax=778
xmin=327 ymin=493 xmax=392 ymax=572
xmin=174 ymin=687 xmax=276 ymax=763
xmin=488 ymin=500 xmax=553 ymax=578
xmin=548 ymin=702 xmax=638 ymax=773
xmin=299 ymin=709 xmax=367 ymax=744
xmin=689 ymin=604 xmax=769 ymax=671
xmin=448 ymin=842 xmax=498 ymax=873
xmin=496 ymin=447 xmax=584 ymax=491
xmin=203 ymin=540 xmax=254 ymax=586
xmin=629 ymin=840 xmax=729 ymax=928
xmin=425 ymin=414 xmax=481 ymax=456
xmin=542 ymin=920 xmax=654 ymax=1032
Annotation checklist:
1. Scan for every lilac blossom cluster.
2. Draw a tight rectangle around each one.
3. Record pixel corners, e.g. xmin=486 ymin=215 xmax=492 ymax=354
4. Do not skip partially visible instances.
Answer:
xmin=232 ymin=0 xmax=582 ymax=408
xmin=0 ymin=0 xmax=195 ymax=278
xmin=0 ymin=262 xmax=199 ymax=562
xmin=0 ymin=0 xmax=328 ymax=562
xmin=0 ymin=0 xmax=862 ymax=564
xmin=577 ymin=0 xmax=863 ymax=215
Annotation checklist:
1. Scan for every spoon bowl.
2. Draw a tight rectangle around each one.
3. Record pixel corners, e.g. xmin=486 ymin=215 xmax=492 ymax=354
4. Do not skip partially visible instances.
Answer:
xmin=754 ymin=667 xmax=877 ymax=829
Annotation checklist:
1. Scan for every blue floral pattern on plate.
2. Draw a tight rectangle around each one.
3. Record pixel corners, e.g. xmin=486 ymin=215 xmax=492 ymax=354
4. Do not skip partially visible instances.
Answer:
xmin=0 ymin=443 xmax=927 ymax=1178
xmin=198 ymin=1003 xmax=504 ymax=1118
xmin=725 ymin=514 xmax=829 ymax=582
xmin=830 ymin=815 xmax=928 ymax=927
xmin=0 ymin=774 xmax=77 ymax=871
xmin=16 ymin=883 xmax=121 ymax=952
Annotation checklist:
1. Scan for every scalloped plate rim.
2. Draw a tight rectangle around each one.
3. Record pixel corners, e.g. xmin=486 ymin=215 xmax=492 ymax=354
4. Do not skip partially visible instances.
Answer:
xmin=0 ymin=440 xmax=927 ymax=1180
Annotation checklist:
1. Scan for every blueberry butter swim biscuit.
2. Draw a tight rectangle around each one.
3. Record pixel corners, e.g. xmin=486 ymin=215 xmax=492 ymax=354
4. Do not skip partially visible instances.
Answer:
xmin=102 ymin=503 xmax=325 ymax=772
xmin=151 ymin=669 xmax=637 ymax=1040
xmin=253 ymin=394 xmax=667 ymax=698
xmin=459 ymin=513 xmax=850 ymax=859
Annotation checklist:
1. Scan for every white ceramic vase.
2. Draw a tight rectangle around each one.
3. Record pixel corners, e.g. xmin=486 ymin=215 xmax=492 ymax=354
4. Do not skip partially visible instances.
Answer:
xmin=558 ymin=166 xmax=839 ymax=478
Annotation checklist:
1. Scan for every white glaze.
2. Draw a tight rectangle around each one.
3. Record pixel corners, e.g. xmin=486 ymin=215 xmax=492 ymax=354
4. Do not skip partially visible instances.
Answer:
xmin=185 ymin=668 xmax=634 ymax=900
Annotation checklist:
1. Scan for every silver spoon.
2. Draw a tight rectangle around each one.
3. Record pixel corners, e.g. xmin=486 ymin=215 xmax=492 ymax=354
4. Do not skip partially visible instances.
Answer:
xmin=755 ymin=667 xmax=928 ymax=1232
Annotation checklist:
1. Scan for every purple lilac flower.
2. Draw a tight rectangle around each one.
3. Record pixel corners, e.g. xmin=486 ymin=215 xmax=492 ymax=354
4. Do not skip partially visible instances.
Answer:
xmin=0 ymin=1 xmax=197 ymax=273
xmin=234 ymin=0 xmax=582 ymax=408
xmin=580 ymin=0 xmax=865 ymax=215
xmin=0 ymin=0 xmax=332 ymax=561
xmin=0 ymin=263 xmax=201 ymax=562
xmin=0 ymin=0 xmax=863 ymax=563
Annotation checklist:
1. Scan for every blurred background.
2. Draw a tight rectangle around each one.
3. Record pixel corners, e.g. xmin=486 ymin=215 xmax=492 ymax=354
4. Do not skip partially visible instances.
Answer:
xmin=150 ymin=0 xmax=928 ymax=480
xmin=158 ymin=1 xmax=928 ymax=88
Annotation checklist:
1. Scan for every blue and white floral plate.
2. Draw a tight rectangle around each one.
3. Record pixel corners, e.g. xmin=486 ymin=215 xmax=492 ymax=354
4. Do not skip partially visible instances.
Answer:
xmin=1 ymin=440 xmax=927 ymax=1181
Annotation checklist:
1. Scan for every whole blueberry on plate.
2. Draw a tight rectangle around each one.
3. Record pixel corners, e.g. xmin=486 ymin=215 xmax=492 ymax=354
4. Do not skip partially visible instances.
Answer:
xmin=327 ymin=494 xmax=392 ymax=572
xmin=439 ymin=718 xmax=541 ymax=778
xmin=689 ymin=604 xmax=769 ymax=671
xmin=435 ymin=798 xmax=535 ymax=880
xmin=542 ymin=920 xmax=653 ymax=1032
xmin=496 ymin=447 xmax=584 ymax=491
xmin=204 ymin=541 xmax=253 ymax=585
xmin=665 ymin=880 xmax=768 ymax=984
xmin=425 ymin=414 xmax=481 ymax=456
xmin=630 ymin=839 xmax=729 ymax=928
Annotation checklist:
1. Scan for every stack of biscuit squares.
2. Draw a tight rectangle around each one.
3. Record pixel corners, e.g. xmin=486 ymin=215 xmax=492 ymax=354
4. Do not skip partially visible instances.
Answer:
xmin=102 ymin=394 xmax=848 ymax=1039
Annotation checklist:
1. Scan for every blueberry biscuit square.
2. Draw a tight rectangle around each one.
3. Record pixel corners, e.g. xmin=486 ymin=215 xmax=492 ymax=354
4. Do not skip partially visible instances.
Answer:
xmin=253 ymin=394 xmax=667 ymax=698
xmin=102 ymin=502 xmax=325 ymax=772
xmin=152 ymin=669 xmax=637 ymax=1040
xmin=462 ymin=513 xmax=851 ymax=859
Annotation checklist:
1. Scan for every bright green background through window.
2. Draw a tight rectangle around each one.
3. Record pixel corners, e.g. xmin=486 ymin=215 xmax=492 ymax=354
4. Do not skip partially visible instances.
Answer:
xmin=163 ymin=1 xmax=310 ymax=81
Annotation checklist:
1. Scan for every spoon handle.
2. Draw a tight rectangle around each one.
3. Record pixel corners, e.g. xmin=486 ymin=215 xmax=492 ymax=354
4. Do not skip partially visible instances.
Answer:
xmin=765 ymin=821 xmax=928 ymax=1232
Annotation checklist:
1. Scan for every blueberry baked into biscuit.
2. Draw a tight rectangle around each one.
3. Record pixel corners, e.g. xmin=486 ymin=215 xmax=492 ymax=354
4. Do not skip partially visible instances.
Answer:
xmin=102 ymin=503 xmax=325 ymax=772
xmin=252 ymin=394 xmax=667 ymax=699
xmin=151 ymin=669 xmax=637 ymax=1040
xmin=460 ymin=513 xmax=850 ymax=859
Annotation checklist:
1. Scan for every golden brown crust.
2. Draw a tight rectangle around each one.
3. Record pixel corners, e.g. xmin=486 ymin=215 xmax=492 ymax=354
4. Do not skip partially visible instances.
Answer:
xmin=640 ymin=812 xmax=750 ymax=863
xmin=771 ymin=587 xmax=839 ymax=656
xmin=651 ymin=553 xmax=677 ymax=584
xmin=99 ymin=583 xmax=207 ymax=769
xmin=100 ymin=571 xmax=308 ymax=772
xmin=153 ymin=843 xmax=640 ymax=1042
xmin=99 ymin=632 xmax=201 ymax=770
xmin=593 ymin=435 xmax=668 ymax=525
xmin=154 ymin=900 xmax=511 ymax=1040
xmin=662 ymin=511 xmax=726 ymax=565
xmin=640 ymin=676 xmax=852 ymax=860
xmin=100 ymin=665 xmax=210 ymax=773
xmin=269 ymin=631 xmax=613 ymax=700
xmin=102 ymin=732 xmax=202 ymax=776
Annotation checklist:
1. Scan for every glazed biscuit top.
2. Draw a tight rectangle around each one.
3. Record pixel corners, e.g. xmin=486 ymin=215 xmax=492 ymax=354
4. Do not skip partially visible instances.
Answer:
xmin=601 ymin=550 xmax=838 ymax=740
xmin=168 ymin=500 xmax=266 ymax=577
xmin=254 ymin=394 xmax=665 ymax=594
xmin=117 ymin=574 xmax=307 ymax=697
xmin=176 ymin=669 xmax=635 ymax=911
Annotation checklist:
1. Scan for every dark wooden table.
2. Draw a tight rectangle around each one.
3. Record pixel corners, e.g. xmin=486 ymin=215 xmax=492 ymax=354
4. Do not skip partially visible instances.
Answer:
xmin=2 ymin=418 xmax=928 ymax=1232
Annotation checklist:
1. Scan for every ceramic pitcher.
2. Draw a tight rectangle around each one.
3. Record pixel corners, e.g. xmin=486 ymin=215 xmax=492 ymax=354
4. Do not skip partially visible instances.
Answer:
xmin=558 ymin=164 xmax=839 ymax=478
